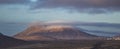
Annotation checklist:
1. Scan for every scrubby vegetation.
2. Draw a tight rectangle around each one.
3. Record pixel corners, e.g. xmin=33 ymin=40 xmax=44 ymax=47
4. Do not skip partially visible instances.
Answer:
xmin=3 ymin=40 xmax=120 ymax=49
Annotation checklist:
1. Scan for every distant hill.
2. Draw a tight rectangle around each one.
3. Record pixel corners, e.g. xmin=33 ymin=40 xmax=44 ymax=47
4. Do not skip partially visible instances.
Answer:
xmin=0 ymin=33 xmax=29 ymax=48
xmin=14 ymin=24 xmax=104 ymax=41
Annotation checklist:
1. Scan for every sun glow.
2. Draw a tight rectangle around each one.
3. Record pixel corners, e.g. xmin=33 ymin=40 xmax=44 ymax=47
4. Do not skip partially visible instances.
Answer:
xmin=30 ymin=0 xmax=38 ymax=2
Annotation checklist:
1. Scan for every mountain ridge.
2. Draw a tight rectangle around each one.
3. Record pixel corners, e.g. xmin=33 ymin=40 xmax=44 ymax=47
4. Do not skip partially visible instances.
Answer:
xmin=14 ymin=24 xmax=104 ymax=41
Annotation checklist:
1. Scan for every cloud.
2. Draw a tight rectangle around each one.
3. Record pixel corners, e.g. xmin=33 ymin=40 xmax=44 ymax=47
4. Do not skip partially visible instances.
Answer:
xmin=0 ymin=0 xmax=120 ymax=13
xmin=34 ymin=0 xmax=120 ymax=8
xmin=0 ymin=0 xmax=29 ymax=4
xmin=32 ymin=0 xmax=120 ymax=13
xmin=1 ymin=0 xmax=120 ymax=9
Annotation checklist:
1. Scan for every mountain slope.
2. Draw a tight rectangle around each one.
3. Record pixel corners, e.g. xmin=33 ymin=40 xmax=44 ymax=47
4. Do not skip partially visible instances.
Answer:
xmin=0 ymin=33 xmax=29 ymax=48
xmin=14 ymin=25 xmax=101 ymax=41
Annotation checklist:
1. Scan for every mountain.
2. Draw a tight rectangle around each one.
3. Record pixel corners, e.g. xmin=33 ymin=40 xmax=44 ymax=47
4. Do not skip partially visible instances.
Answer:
xmin=0 ymin=33 xmax=29 ymax=48
xmin=14 ymin=24 xmax=103 ymax=41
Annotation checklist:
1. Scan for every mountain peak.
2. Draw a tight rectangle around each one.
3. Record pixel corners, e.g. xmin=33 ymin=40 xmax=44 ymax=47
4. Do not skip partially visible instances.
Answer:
xmin=23 ymin=24 xmax=74 ymax=34
xmin=45 ymin=25 xmax=74 ymax=32
xmin=14 ymin=23 xmax=100 ymax=41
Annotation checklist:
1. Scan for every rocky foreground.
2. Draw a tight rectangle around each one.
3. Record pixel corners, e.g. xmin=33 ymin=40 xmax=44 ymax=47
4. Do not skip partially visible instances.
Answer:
xmin=3 ymin=40 xmax=120 ymax=49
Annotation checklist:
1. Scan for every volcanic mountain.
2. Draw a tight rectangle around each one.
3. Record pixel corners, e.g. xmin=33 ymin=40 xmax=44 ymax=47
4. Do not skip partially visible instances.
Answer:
xmin=0 ymin=33 xmax=29 ymax=48
xmin=14 ymin=24 xmax=101 ymax=41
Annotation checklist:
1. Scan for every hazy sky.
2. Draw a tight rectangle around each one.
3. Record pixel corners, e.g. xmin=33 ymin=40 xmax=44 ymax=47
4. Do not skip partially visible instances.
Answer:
xmin=0 ymin=0 xmax=120 ymax=23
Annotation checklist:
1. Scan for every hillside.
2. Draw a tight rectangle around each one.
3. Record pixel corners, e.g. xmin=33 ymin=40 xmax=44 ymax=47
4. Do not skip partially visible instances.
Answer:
xmin=14 ymin=24 xmax=101 ymax=41
xmin=0 ymin=33 xmax=29 ymax=48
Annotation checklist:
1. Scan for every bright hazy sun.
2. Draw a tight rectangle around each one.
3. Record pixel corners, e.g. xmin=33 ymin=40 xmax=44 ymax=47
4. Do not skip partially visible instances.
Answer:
xmin=30 ymin=0 xmax=38 ymax=2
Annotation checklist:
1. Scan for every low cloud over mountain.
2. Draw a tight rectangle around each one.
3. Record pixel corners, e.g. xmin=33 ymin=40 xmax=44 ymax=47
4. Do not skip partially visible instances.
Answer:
xmin=14 ymin=22 xmax=104 ymax=41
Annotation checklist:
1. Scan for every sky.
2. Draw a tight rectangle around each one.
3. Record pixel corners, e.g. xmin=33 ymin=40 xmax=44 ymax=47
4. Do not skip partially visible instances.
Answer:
xmin=0 ymin=0 xmax=120 ymax=23
xmin=0 ymin=0 xmax=120 ymax=36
